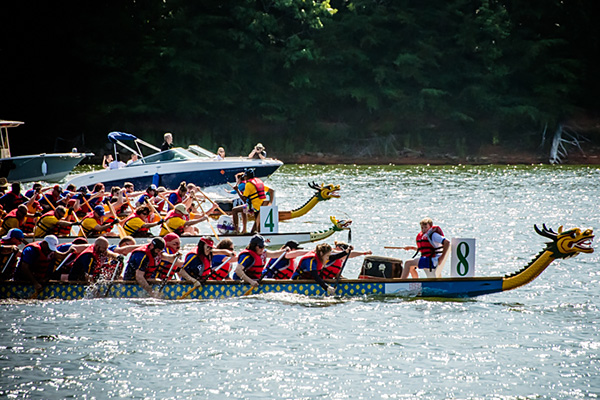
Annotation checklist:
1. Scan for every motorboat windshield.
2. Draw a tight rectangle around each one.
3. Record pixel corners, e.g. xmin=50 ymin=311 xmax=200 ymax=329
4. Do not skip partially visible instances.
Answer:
xmin=187 ymin=145 xmax=217 ymax=159
xmin=129 ymin=148 xmax=198 ymax=166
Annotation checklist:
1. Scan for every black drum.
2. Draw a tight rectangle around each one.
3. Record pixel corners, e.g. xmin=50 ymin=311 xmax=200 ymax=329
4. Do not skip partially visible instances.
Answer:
xmin=360 ymin=256 xmax=403 ymax=279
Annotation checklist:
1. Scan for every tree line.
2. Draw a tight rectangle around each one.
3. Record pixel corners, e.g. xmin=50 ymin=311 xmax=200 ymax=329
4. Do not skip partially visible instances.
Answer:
xmin=1 ymin=0 xmax=598 ymax=159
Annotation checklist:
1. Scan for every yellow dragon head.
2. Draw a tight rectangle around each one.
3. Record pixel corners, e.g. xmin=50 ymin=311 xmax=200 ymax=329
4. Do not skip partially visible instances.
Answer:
xmin=535 ymin=224 xmax=594 ymax=259
xmin=330 ymin=216 xmax=352 ymax=231
xmin=309 ymin=182 xmax=341 ymax=201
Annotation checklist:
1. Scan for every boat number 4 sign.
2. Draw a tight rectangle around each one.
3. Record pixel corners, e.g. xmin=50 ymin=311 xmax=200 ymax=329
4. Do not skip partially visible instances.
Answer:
xmin=450 ymin=238 xmax=476 ymax=277
xmin=259 ymin=206 xmax=279 ymax=234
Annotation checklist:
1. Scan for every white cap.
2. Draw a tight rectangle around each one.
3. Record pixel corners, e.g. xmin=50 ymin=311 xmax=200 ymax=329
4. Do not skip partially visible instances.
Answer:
xmin=43 ymin=235 xmax=59 ymax=251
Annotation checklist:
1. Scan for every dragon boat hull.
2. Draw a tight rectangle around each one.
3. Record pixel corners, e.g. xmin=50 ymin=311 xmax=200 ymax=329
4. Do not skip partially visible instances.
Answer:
xmin=0 ymin=277 xmax=506 ymax=301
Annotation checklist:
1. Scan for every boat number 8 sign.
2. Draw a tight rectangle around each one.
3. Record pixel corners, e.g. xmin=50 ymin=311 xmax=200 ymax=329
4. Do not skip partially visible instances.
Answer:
xmin=451 ymin=238 xmax=476 ymax=277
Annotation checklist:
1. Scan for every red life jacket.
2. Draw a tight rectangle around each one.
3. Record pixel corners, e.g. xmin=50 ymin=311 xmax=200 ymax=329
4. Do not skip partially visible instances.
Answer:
xmin=164 ymin=209 xmax=187 ymax=235
xmin=1 ymin=208 xmax=24 ymax=233
xmin=295 ymin=251 xmax=324 ymax=279
xmin=18 ymin=242 xmax=52 ymax=281
xmin=131 ymin=243 xmax=161 ymax=279
xmin=268 ymin=258 xmax=295 ymax=280
xmin=156 ymin=246 xmax=179 ymax=280
xmin=36 ymin=211 xmax=59 ymax=236
xmin=210 ymin=255 xmax=231 ymax=281
xmin=238 ymin=249 xmax=264 ymax=280
xmin=122 ymin=212 xmax=149 ymax=236
xmin=56 ymin=210 xmax=74 ymax=237
xmin=73 ymin=245 xmax=102 ymax=279
xmin=320 ymin=257 xmax=343 ymax=280
xmin=81 ymin=211 xmax=105 ymax=237
xmin=22 ymin=201 xmax=41 ymax=233
xmin=168 ymin=191 xmax=183 ymax=207
xmin=246 ymin=178 xmax=266 ymax=202
xmin=416 ymin=226 xmax=444 ymax=258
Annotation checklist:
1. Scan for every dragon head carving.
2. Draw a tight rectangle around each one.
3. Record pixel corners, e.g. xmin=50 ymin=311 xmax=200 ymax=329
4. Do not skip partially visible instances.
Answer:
xmin=535 ymin=224 xmax=594 ymax=259
xmin=309 ymin=182 xmax=340 ymax=201
xmin=330 ymin=216 xmax=352 ymax=231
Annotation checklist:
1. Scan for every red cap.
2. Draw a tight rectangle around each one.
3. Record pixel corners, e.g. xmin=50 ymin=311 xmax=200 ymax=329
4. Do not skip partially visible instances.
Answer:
xmin=163 ymin=233 xmax=179 ymax=243
xmin=199 ymin=237 xmax=215 ymax=248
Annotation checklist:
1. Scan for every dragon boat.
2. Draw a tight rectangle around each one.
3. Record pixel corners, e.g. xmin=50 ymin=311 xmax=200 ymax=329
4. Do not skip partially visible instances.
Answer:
xmin=210 ymin=182 xmax=341 ymax=221
xmin=0 ymin=225 xmax=593 ymax=301
xmin=54 ymin=216 xmax=352 ymax=248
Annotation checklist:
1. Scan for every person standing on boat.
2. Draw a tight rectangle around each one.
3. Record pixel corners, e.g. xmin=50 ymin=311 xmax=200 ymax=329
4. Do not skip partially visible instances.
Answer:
xmin=239 ymin=168 xmax=274 ymax=233
xmin=161 ymin=132 xmax=173 ymax=151
xmin=0 ymin=182 xmax=26 ymax=213
xmin=291 ymin=243 xmax=350 ymax=295
xmin=102 ymin=154 xmax=113 ymax=169
xmin=233 ymin=234 xmax=286 ymax=287
xmin=400 ymin=217 xmax=450 ymax=279
xmin=13 ymin=235 xmax=61 ymax=291
xmin=320 ymin=241 xmax=372 ymax=280
xmin=262 ymin=240 xmax=310 ymax=279
xmin=80 ymin=205 xmax=118 ymax=238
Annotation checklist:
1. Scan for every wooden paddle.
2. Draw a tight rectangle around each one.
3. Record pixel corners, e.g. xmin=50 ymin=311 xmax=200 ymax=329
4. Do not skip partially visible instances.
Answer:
xmin=195 ymin=200 xmax=219 ymax=240
xmin=145 ymin=198 xmax=172 ymax=234
xmin=178 ymin=256 xmax=233 ymax=300
xmin=384 ymin=246 xmax=414 ymax=250
xmin=107 ymin=201 xmax=126 ymax=239
xmin=243 ymin=250 xmax=288 ymax=296
xmin=331 ymin=250 xmax=352 ymax=294
xmin=195 ymin=187 xmax=228 ymax=216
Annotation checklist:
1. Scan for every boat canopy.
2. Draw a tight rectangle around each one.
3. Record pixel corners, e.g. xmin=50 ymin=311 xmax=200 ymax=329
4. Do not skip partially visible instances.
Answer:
xmin=108 ymin=131 xmax=138 ymax=143
xmin=107 ymin=131 xmax=161 ymax=160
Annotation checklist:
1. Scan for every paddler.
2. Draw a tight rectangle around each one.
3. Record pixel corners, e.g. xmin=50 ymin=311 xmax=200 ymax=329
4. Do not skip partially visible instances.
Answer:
xmin=13 ymin=235 xmax=62 ymax=292
xmin=155 ymin=232 xmax=184 ymax=280
xmin=400 ymin=217 xmax=450 ymax=279
xmin=181 ymin=237 xmax=235 ymax=282
xmin=34 ymin=206 xmax=79 ymax=237
xmin=0 ymin=228 xmax=29 ymax=280
xmin=159 ymin=203 xmax=212 ymax=236
xmin=262 ymin=240 xmax=310 ymax=280
xmin=79 ymin=205 xmax=118 ymax=237
xmin=68 ymin=237 xmax=122 ymax=282
xmin=232 ymin=234 xmax=287 ymax=287
xmin=210 ymin=239 xmax=238 ymax=280
xmin=123 ymin=237 xmax=180 ymax=298
xmin=0 ymin=182 xmax=26 ymax=213
xmin=320 ymin=241 xmax=372 ymax=280
xmin=0 ymin=205 xmax=31 ymax=236
xmin=122 ymin=205 xmax=164 ymax=237
xmin=291 ymin=243 xmax=351 ymax=295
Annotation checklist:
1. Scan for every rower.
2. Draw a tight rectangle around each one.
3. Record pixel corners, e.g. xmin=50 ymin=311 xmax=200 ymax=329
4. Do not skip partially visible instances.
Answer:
xmin=0 ymin=228 xmax=29 ymax=280
xmin=34 ymin=206 xmax=78 ymax=237
xmin=233 ymin=234 xmax=286 ymax=287
xmin=80 ymin=205 xmax=118 ymax=237
xmin=14 ymin=235 xmax=61 ymax=292
xmin=263 ymin=240 xmax=310 ymax=280
xmin=0 ymin=182 xmax=26 ymax=213
xmin=181 ymin=237 xmax=235 ymax=284
xmin=320 ymin=241 xmax=372 ymax=280
xmin=122 ymin=205 xmax=163 ymax=237
xmin=400 ymin=217 xmax=450 ymax=279
xmin=291 ymin=243 xmax=350 ymax=295
xmin=155 ymin=233 xmax=184 ymax=280
xmin=0 ymin=205 xmax=29 ymax=236
xmin=68 ymin=237 xmax=121 ymax=282
xmin=159 ymin=203 xmax=210 ymax=236
xmin=211 ymin=239 xmax=237 ymax=280
xmin=122 ymin=237 xmax=170 ymax=298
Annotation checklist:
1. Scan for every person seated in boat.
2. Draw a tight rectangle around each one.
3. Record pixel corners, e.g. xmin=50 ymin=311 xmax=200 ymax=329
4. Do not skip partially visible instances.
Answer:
xmin=135 ymin=184 xmax=158 ymax=208
xmin=122 ymin=205 xmax=163 ymax=237
xmin=39 ymin=185 xmax=65 ymax=213
xmin=34 ymin=206 xmax=79 ymax=237
xmin=102 ymin=154 xmax=113 ymax=169
xmin=154 ymin=233 xmax=184 ymax=281
xmin=215 ymin=147 xmax=226 ymax=160
xmin=0 ymin=228 xmax=29 ymax=280
xmin=127 ymin=153 xmax=139 ymax=165
xmin=50 ymin=237 xmax=89 ymax=280
xmin=167 ymin=182 xmax=189 ymax=210
xmin=108 ymin=236 xmax=139 ymax=255
xmin=320 ymin=241 xmax=372 ymax=280
xmin=13 ymin=235 xmax=62 ymax=292
xmin=291 ymin=243 xmax=351 ymax=295
xmin=0 ymin=205 xmax=30 ymax=236
xmin=23 ymin=182 xmax=42 ymax=201
xmin=262 ymin=240 xmax=310 ymax=280
xmin=159 ymin=203 xmax=211 ymax=237
xmin=68 ymin=237 xmax=121 ymax=282
xmin=161 ymin=132 xmax=173 ymax=151
xmin=80 ymin=205 xmax=119 ymax=238
xmin=232 ymin=234 xmax=286 ymax=287
xmin=182 ymin=237 xmax=235 ymax=284
xmin=248 ymin=143 xmax=267 ymax=160
xmin=108 ymin=153 xmax=126 ymax=170
xmin=0 ymin=182 xmax=26 ymax=213
xmin=400 ymin=217 xmax=450 ymax=279
xmin=210 ymin=239 xmax=238 ymax=280
xmin=123 ymin=237 xmax=180 ymax=298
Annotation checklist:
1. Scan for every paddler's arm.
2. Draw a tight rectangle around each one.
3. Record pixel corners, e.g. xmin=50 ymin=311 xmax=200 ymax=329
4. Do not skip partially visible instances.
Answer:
xmin=135 ymin=269 xmax=160 ymax=298
xmin=178 ymin=268 xmax=201 ymax=288
xmin=234 ymin=263 xmax=258 ymax=287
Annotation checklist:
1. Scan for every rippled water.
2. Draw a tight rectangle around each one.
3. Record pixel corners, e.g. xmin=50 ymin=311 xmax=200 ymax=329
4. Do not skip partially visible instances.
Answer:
xmin=1 ymin=164 xmax=599 ymax=399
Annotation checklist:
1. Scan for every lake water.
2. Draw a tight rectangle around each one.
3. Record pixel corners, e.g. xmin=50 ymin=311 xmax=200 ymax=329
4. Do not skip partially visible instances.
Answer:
xmin=1 ymin=164 xmax=599 ymax=399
